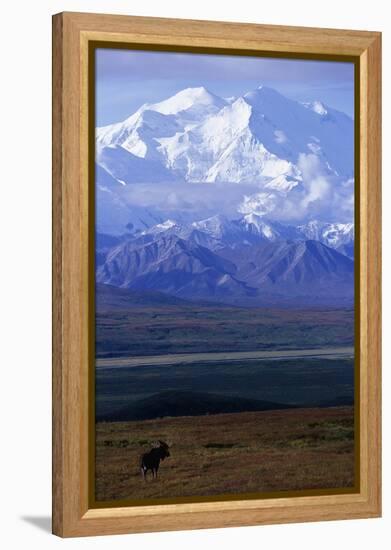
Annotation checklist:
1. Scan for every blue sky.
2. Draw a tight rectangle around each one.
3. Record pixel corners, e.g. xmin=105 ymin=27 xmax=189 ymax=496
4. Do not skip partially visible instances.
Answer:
xmin=96 ymin=48 xmax=354 ymax=126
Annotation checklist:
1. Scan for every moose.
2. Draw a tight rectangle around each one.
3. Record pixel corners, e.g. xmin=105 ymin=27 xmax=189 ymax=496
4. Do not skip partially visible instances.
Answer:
xmin=140 ymin=440 xmax=170 ymax=480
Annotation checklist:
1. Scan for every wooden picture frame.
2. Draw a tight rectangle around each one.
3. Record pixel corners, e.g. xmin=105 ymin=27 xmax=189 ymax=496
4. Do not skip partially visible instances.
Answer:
xmin=52 ymin=11 xmax=381 ymax=537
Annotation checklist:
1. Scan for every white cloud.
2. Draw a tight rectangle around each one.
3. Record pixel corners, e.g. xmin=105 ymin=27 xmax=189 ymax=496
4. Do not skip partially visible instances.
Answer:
xmin=236 ymin=154 xmax=353 ymax=223
xmin=114 ymin=153 xmax=354 ymax=226
xmin=274 ymin=130 xmax=287 ymax=144
xmin=238 ymin=192 xmax=278 ymax=216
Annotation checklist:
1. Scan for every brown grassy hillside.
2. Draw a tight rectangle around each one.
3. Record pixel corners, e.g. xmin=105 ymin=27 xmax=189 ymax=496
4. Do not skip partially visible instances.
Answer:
xmin=95 ymin=406 xmax=355 ymax=502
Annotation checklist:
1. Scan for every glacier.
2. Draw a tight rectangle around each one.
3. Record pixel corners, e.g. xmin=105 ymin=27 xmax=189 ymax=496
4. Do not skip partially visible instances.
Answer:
xmin=95 ymin=84 xmax=354 ymax=237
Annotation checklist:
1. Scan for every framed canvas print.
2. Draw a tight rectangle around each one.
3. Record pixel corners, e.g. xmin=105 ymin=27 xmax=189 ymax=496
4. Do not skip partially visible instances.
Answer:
xmin=52 ymin=12 xmax=381 ymax=537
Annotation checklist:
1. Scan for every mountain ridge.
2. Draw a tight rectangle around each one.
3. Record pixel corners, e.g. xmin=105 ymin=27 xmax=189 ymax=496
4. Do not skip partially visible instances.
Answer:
xmin=96 ymin=229 xmax=354 ymax=307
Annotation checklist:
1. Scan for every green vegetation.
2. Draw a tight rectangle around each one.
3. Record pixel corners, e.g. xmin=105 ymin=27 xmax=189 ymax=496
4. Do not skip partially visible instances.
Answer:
xmin=203 ymin=443 xmax=241 ymax=449
xmin=96 ymin=304 xmax=354 ymax=358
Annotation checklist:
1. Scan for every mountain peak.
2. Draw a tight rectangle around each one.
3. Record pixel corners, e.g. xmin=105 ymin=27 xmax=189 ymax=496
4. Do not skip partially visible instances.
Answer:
xmin=298 ymin=220 xmax=354 ymax=255
xmin=192 ymin=214 xmax=239 ymax=240
xmin=242 ymin=213 xmax=268 ymax=229
xmin=240 ymin=213 xmax=279 ymax=239
xmin=155 ymin=219 xmax=177 ymax=230
xmin=302 ymin=100 xmax=328 ymax=116
xmin=182 ymin=86 xmax=211 ymax=96
xmin=141 ymin=219 xmax=179 ymax=236
xmin=193 ymin=213 xmax=229 ymax=229
xmin=256 ymin=85 xmax=276 ymax=93
xmin=151 ymin=86 xmax=226 ymax=115
xmin=243 ymin=85 xmax=283 ymax=104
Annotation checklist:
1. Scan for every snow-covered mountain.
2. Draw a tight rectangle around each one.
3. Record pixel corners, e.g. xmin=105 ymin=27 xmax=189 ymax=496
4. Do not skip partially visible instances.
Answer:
xmin=237 ymin=214 xmax=302 ymax=241
xmin=135 ymin=214 xmax=353 ymax=254
xmin=97 ymin=85 xmax=353 ymax=184
xmin=298 ymin=220 xmax=354 ymax=258
xmin=95 ymin=85 xmax=354 ymax=235
xmin=96 ymin=87 xmax=227 ymax=162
